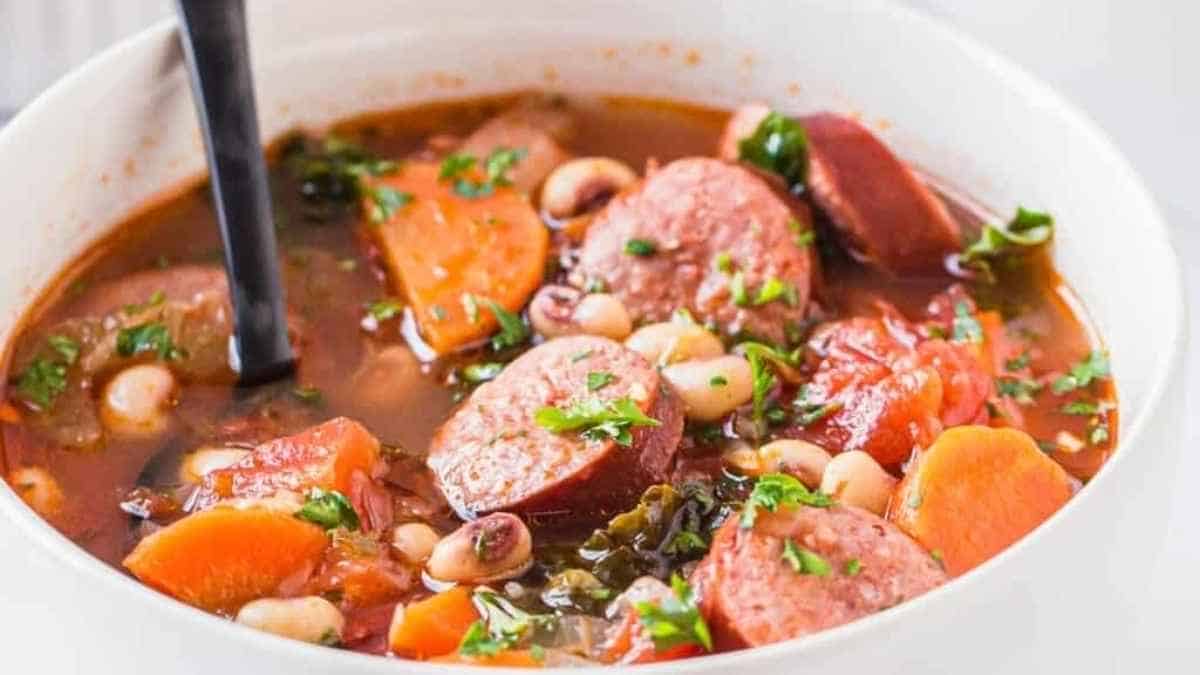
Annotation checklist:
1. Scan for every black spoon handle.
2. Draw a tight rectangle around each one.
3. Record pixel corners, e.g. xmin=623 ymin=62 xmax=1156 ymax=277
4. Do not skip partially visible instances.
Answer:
xmin=175 ymin=0 xmax=294 ymax=386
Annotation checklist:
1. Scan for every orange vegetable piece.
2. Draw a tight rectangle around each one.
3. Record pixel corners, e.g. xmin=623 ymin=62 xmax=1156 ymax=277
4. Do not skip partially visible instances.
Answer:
xmin=430 ymin=650 xmax=545 ymax=668
xmin=365 ymin=162 xmax=549 ymax=354
xmin=888 ymin=425 xmax=1073 ymax=576
xmin=197 ymin=417 xmax=380 ymax=507
xmin=122 ymin=505 xmax=328 ymax=614
xmin=389 ymin=586 xmax=480 ymax=659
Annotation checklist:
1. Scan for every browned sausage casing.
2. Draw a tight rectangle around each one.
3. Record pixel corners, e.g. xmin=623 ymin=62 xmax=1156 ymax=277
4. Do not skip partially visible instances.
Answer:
xmin=426 ymin=336 xmax=684 ymax=525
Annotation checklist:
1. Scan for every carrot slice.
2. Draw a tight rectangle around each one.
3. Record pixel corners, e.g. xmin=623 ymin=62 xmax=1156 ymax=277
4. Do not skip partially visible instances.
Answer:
xmin=388 ymin=586 xmax=480 ymax=659
xmin=198 ymin=417 xmax=380 ymax=507
xmin=365 ymin=162 xmax=549 ymax=354
xmin=430 ymin=650 xmax=545 ymax=668
xmin=888 ymin=425 xmax=1073 ymax=576
xmin=123 ymin=505 xmax=328 ymax=614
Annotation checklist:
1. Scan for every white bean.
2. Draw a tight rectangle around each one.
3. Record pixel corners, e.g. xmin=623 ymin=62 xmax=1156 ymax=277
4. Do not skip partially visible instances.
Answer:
xmin=541 ymin=157 xmax=637 ymax=219
xmin=820 ymin=450 xmax=897 ymax=515
xmin=178 ymin=447 xmax=249 ymax=484
xmin=572 ymin=294 xmax=633 ymax=340
xmin=99 ymin=364 xmax=177 ymax=437
xmin=757 ymin=440 xmax=832 ymax=488
xmin=8 ymin=466 xmax=64 ymax=517
xmin=661 ymin=355 xmax=753 ymax=421
xmin=624 ymin=322 xmax=724 ymax=366
xmin=427 ymin=513 xmax=532 ymax=583
xmin=529 ymin=285 xmax=632 ymax=340
xmin=235 ymin=596 xmax=345 ymax=645
xmin=391 ymin=522 xmax=441 ymax=564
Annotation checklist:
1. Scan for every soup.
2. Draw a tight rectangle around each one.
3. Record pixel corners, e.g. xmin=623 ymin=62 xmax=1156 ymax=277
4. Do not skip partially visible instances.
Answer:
xmin=1 ymin=93 xmax=1116 ymax=666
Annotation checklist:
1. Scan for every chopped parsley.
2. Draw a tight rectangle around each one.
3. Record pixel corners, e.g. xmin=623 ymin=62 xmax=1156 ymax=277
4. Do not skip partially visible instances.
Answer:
xmin=753 ymin=277 xmax=798 ymax=306
xmin=364 ymin=184 xmax=412 ymax=223
xmin=483 ymin=299 xmax=528 ymax=351
xmin=46 ymin=335 xmax=79 ymax=365
xmin=729 ymin=272 xmax=749 ymax=307
xmin=294 ymin=489 xmax=360 ymax=531
xmin=793 ymin=398 xmax=842 ymax=427
xmin=845 ymin=558 xmax=863 ymax=576
xmin=738 ymin=111 xmax=809 ymax=189
xmin=788 ymin=218 xmax=816 ymax=247
xmin=440 ymin=147 xmax=527 ymax=199
xmin=429 ymin=305 xmax=448 ymax=321
xmin=458 ymin=590 xmax=554 ymax=657
xmin=534 ymin=396 xmax=660 ymax=447
xmin=996 ymin=377 xmax=1042 ymax=405
xmin=291 ymin=386 xmax=324 ymax=405
xmin=709 ymin=375 xmax=728 ymax=387
xmin=283 ymin=134 xmax=398 ymax=219
xmin=1005 ymin=350 xmax=1032 ymax=372
xmin=366 ymin=298 xmax=404 ymax=322
xmin=740 ymin=473 xmax=833 ymax=529
xmin=116 ymin=322 xmax=184 ymax=360
xmin=1051 ymin=350 xmax=1111 ymax=394
xmin=624 ymin=238 xmax=657 ymax=257
xmin=15 ymin=359 xmax=68 ymax=409
xmin=746 ymin=347 xmax=775 ymax=427
xmin=951 ymin=301 xmax=983 ymax=344
xmin=782 ymin=539 xmax=831 ymax=577
xmin=961 ymin=207 xmax=1054 ymax=278
xmin=123 ymin=289 xmax=166 ymax=315
xmin=462 ymin=362 xmax=504 ymax=384
xmin=634 ymin=574 xmax=713 ymax=653
xmin=569 ymin=349 xmax=594 ymax=363
xmin=1061 ymin=400 xmax=1102 ymax=416
xmin=587 ymin=371 xmax=616 ymax=391
xmin=1089 ymin=421 xmax=1111 ymax=445
xmin=715 ymin=251 xmax=734 ymax=274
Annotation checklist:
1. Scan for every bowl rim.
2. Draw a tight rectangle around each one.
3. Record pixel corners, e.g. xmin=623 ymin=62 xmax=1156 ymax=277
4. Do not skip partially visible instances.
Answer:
xmin=0 ymin=2 xmax=1186 ymax=672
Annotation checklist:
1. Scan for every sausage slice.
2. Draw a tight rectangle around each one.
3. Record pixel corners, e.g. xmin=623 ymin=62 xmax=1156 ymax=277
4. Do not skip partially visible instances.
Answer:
xmin=573 ymin=158 xmax=817 ymax=343
xmin=427 ymin=336 xmax=684 ymax=524
xmin=718 ymin=106 xmax=962 ymax=276
xmin=696 ymin=504 xmax=947 ymax=649
xmin=803 ymin=112 xmax=962 ymax=275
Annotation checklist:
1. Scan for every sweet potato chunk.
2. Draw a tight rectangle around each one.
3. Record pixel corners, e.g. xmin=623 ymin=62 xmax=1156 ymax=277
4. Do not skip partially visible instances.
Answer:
xmin=888 ymin=426 xmax=1073 ymax=576
xmin=196 ymin=417 xmax=380 ymax=509
xmin=365 ymin=162 xmax=549 ymax=354
xmin=123 ymin=504 xmax=328 ymax=614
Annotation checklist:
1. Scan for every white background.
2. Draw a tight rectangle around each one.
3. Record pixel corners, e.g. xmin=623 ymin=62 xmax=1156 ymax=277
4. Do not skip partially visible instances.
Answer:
xmin=0 ymin=0 xmax=1196 ymax=668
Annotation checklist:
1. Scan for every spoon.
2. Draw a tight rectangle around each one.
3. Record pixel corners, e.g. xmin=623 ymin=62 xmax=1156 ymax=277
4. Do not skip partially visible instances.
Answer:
xmin=174 ymin=0 xmax=295 ymax=385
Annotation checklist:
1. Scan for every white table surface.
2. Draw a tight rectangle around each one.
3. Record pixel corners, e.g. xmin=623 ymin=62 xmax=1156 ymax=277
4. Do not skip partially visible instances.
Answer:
xmin=0 ymin=0 xmax=1196 ymax=669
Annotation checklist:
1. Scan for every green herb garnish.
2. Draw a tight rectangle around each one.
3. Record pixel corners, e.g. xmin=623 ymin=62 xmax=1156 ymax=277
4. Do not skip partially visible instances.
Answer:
xmin=709 ymin=375 xmax=728 ymax=387
xmin=587 ymin=371 xmax=616 ymax=391
xmin=624 ymin=238 xmax=657 ymax=257
xmin=845 ymin=558 xmax=863 ymax=576
xmin=15 ymin=359 xmax=68 ymax=409
xmin=116 ymin=322 xmax=184 ymax=360
xmin=483 ymin=299 xmax=528 ymax=351
xmin=366 ymin=298 xmax=404 ymax=322
xmin=634 ymin=574 xmax=713 ymax=653
xmin=534 ymin=396 xmax=660 ymax=447
xmin=46 ymin=335 xmax=80 ymax=365
xmin=961 ymin=207 xmax=1054 ymax=275
xmin=730 ymin=272 xmax=749 ymax=307
xmin=291 ymin=386 xmax=324 ymax=406
xmin=738 ymin=111 xmax=809 ymax=189
xmin=715 ymin=251 xmax=734 ymax=274
xmin=364 ymin=185 xmax=412 ymax=223
xmin=294 ymin=489 xmax=360 ymax=531
xmin=1051 ymin=350 xmax=1110 ymax=394
xmin=461 ymin=293 xmax=480 ymax=324
xmin=951 ymin=301 xmax=983 ymax=344
xmin=463 ymin=362 xmax=504 ymax=385
xmin=442 ymin=147 xmax=527 ymax=199
xmin=753 ymin=277 xmax=798 ymax=307
xmin=740 ymin=473 xmax=833 ymax=528
xmin=996 ymin=377 xmax=1042 ymax=405
xmin=782 ymin=539 xmax=831 ymax=577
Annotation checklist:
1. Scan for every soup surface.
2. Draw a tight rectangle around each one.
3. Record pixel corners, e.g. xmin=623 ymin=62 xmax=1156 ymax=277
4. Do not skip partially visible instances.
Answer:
xmin=2 ymin=93 xmax=1117 ymax=666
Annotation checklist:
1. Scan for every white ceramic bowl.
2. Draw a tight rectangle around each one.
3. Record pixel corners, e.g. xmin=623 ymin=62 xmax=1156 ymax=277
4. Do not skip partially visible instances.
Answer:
xmin=0 ymin=1 xmax=1184 ymax=673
